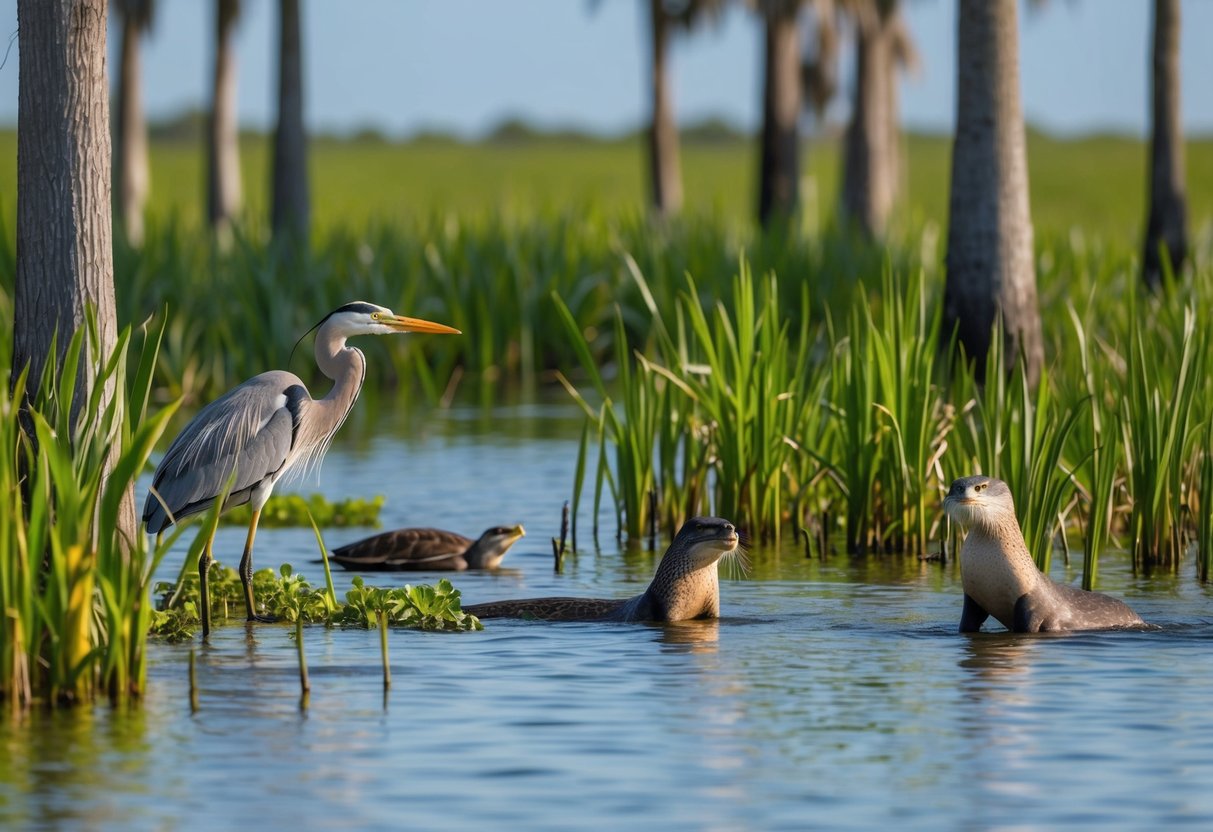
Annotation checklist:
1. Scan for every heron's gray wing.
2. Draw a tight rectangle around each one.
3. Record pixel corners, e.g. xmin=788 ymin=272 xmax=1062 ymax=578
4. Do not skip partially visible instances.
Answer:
xmin=143 ymin=372 xmax=307 ymax=532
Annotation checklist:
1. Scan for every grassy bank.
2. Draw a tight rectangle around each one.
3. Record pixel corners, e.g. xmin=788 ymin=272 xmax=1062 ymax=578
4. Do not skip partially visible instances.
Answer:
xmin=1 ymin=129 xmax=1211 ymax=237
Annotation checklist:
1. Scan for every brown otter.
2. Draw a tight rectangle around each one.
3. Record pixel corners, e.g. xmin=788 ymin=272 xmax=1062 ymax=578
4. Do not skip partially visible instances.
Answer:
xmin=463 ymin=517 xmax=739 ymax=622
xmin=943 ymin=475 xmax=1144 ymax=633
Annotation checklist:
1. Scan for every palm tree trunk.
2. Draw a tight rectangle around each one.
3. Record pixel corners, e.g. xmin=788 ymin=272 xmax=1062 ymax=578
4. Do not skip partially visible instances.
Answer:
xmin=943 ymin=0 xmax=1042 ymax=387
xmin=758 ymin=4 xmax=802 ymax=229
xmin=14 ymin=0 xmax=135 ymax=541
xmin=647 ymin=0 xmax=683 ymax=217
xmin=840 ymin=0 xmax=899 ymax=238
xmin=208 ymin=0 xmax=242 ymax=235
xmin=1142 ymin=0 xmax=1187 ymax=289
xmin=272 ymin=0 xmax=310 ymax=241
xmin=114 ymin=8 xmax=149 ymax=247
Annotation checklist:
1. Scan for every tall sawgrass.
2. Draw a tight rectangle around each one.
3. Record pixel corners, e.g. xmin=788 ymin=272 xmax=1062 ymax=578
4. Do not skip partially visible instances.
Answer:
xmin=0 ymin=315 xmax=181 ymax=706
xmin=554 ymin=234 xmax=1213 ymax=580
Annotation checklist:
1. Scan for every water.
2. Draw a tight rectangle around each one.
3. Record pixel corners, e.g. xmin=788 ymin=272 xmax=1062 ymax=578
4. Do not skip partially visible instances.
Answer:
xmin=4 ymin=400 xmax=1213 ymax=830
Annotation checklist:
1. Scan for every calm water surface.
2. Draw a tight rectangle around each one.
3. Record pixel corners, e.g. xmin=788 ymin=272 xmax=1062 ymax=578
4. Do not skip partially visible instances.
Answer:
xmin=3 ymin=400 xmax=1213 ymax=830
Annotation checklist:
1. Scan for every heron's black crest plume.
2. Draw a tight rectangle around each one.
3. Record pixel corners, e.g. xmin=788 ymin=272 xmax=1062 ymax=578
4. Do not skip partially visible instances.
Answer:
xmin=288 ymin=302 xmax=380 ymax=369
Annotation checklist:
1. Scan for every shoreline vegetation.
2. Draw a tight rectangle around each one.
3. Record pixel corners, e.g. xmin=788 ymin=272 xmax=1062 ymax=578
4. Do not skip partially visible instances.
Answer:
xmin=2 ymin=128 xmax=1213 ymax=706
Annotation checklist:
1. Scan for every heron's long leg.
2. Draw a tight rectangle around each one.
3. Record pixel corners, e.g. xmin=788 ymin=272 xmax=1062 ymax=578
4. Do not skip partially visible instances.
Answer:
xmin=239 ymin=508 xmax=274 ymax=623
xmin=199 ymin=530 xmax=215 ymax=639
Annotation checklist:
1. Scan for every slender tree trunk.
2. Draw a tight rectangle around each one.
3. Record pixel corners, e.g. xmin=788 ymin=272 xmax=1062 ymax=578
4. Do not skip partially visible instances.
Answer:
xmin=758 ymin=4 xmax=802 ymax=229
xmin=14 ymin=0 xmax=135 ymax=541
xmin=1142 ymin=0 xmax=1187 ymax=289
xmin=114 ymin=8 xmax=149 ymax=247
xmin=841 ymin=0 xmax=899 ymax=238
xmin=943 ymin=0 xmax=1042 ymax=387
xmin=646 ymin=0 xmax=683 ymax=217
xmin=272 ymin=0 xmax=310 ymax=241
xmin=208 ymin=0 xmax=242 ymax=236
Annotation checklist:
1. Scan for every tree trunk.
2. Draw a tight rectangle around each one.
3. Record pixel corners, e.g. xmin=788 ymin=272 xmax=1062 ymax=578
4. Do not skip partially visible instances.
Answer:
xmin=943 ymin=0 xmax=1042 ymax=387
xmin=1142 ymin=0 xmax=1187 ymax=289
xmin=758 ymin=4 xmax=802 ymax=229
xmin=840 ymin=0 xmax=899 ymax=238
xmin=114 ymin=6 xmax=149 ymax=247
xmin=272 ymin=0 xmax=310 ymax=241
xmin=646 ymin=0 xmax=683 ymax=217
xmin=208 ymin=0 xmax=242 ymax=236
xmin=14 ymin=0 xmax=135 ymax=540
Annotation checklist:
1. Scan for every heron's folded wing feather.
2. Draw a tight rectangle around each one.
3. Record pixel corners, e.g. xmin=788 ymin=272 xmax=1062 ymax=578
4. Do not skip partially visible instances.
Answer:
xmin=143 ymin=373 xmax=302 ymax=529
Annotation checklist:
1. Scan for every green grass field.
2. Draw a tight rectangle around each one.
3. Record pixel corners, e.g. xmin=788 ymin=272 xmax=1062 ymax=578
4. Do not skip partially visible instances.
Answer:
xmin=1 ymin=129 xmax=1210 ymax=241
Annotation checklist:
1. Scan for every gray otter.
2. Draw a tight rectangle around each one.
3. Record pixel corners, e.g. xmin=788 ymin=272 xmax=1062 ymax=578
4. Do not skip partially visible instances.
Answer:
xmin=943 ymin=475 xmax=1144 ymax=633
xmin=464 ymin=517 xmax=740 ymax=622
xmin=330 ymin=525 xmax=525 ymax=571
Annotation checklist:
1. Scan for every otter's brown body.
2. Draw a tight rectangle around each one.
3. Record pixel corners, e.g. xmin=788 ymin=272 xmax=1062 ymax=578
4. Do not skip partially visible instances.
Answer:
xmin=944 ymin=476 xmax=1144 ymax=633
xmin=464 ymin=517 xmax=737 ymax=622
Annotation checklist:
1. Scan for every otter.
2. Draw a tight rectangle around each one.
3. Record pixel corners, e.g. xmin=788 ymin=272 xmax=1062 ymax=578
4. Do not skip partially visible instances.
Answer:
xmin=464 ymin=517 xmax=739 ymax=622
xmin=943 ymin=476 xmax=1144 ymax=633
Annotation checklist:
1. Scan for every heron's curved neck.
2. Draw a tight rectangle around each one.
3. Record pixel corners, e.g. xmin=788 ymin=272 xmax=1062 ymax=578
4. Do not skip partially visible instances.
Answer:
xmin=314 ymin=328 xmax=366 ymax=421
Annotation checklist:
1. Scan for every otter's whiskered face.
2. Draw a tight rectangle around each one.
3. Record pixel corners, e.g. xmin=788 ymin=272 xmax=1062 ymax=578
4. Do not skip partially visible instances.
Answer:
xmin=943 ymin=476 xmax=1014 ymax=528
xmin=676 ymin=517 xmax=741 ymax=568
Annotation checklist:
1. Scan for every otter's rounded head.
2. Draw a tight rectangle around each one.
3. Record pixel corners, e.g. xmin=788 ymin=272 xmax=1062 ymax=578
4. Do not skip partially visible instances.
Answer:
xmin=942 ymin=476 xmax=1014 ymax=528
xmin=675 ymin=516 xmax=740 ymax=567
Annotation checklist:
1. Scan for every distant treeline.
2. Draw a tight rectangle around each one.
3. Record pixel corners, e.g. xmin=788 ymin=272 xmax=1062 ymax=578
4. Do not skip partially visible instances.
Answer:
xmin=115 ymin=109 xmax=1205 ymax=149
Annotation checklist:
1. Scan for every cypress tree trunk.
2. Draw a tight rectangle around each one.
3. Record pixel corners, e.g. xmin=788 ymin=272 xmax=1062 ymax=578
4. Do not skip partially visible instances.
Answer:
xmin=840 ymin=0 xmax=899 ymax=238
xmin=14 ymin=0 xmax=135 ymax=541
xmin=1142 ymin=0 xmax=1187 ymax=289
xmin=272 ymin=0 xmax=310 ymax=241
xmin=208 ymin=0 xmax=242 ymax=235
xmin=114 ymin=2 xmax=151 ymax=247
xmin=758 ymin=3 xmax=802 ymax=229
xmin=646 ymin=0 xmax=683 ymax=217
xmin=943 ymin=0 xmax=1042 ymax=387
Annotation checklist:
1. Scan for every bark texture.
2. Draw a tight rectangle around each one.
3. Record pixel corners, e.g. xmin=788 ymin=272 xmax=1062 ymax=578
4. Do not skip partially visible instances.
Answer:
xmin=272 ymin=0 xmax=310 ymax=241
xmin=943 ymin=0 xmax=1042 ymax=387
xmin=15 ymin=0 xmax=135 ymax=540
xmin=1142 ymin=0 xmax=1187 ymax=289
xmin=758 ymin=2 xmax=803 ymax=229
xmin=208 ymin=0 xmax=242 ymax=235
xmin=840 ymin=0 xmax=901 ymax=238
xmin=114 ymin=0 xmax=152 ymax=247
xmin=646 ymin=0 xmax=683 ymax=217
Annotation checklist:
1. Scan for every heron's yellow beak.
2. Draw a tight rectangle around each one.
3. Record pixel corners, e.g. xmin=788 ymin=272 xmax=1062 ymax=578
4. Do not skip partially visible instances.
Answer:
xmin=511 ymin=524 xmax=526 ymax=539
xmin=388 ymin=314 xmax=461 ymax=335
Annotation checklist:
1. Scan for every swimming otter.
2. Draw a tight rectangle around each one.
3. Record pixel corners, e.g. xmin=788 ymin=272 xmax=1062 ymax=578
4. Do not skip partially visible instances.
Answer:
xmin=464 ymin=517 xmax=739 ymax=622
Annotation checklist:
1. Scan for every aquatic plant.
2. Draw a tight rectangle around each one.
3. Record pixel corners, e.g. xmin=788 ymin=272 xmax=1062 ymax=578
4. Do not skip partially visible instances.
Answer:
xmin=0 ymin=317 xmax=181 ymax=706
xmin=1122 ymin=302 xmax=1205 ymax=566
xmin=219 ymin=493 xmax=385 ymax=528
xmin=152 ymin=566 xmax=482 ymax=638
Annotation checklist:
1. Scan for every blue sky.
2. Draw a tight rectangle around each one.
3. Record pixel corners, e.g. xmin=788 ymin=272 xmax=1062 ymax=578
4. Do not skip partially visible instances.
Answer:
xmin=0 ymin=0 xmax=1211 ymax=138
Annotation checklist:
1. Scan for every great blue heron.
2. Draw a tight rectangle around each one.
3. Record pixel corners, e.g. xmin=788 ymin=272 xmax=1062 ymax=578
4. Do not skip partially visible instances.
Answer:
xmin=143 ymin=301 xmax=460 ymax=637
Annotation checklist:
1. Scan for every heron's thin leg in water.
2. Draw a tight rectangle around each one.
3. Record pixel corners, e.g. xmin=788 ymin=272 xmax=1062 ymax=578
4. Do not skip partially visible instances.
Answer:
xmin=239 ymin=509 xmax=274 ymax=623
xmin=199 ymin=533 xmax=215 ymax=639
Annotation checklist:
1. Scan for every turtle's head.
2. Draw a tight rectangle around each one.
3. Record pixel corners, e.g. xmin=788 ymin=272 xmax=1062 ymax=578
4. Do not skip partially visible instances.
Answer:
xmin=943 ymin=476 xmax=1015 ymax=529
xmin=466 ymin=524 xmax=526 ymax=569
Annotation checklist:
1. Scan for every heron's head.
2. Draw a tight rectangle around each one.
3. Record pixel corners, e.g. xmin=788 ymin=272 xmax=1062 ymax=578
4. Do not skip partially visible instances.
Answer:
xmin=320 ymin=301 xmax=461 ymax=339
xmin=943 ymin=476 xmax=1014 ymax=529
xmin=468 ymin=524 xmax=526 ymax=569
xmin=672 ymin=516 xmax=741 ymax=569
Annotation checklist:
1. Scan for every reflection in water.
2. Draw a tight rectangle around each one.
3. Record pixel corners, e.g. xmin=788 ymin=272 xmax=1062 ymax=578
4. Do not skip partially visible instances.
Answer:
xmin=8 ymin=411 xmax=1213 ymax=830
xmin=656 ymin=618 xmax=720 ymax=653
